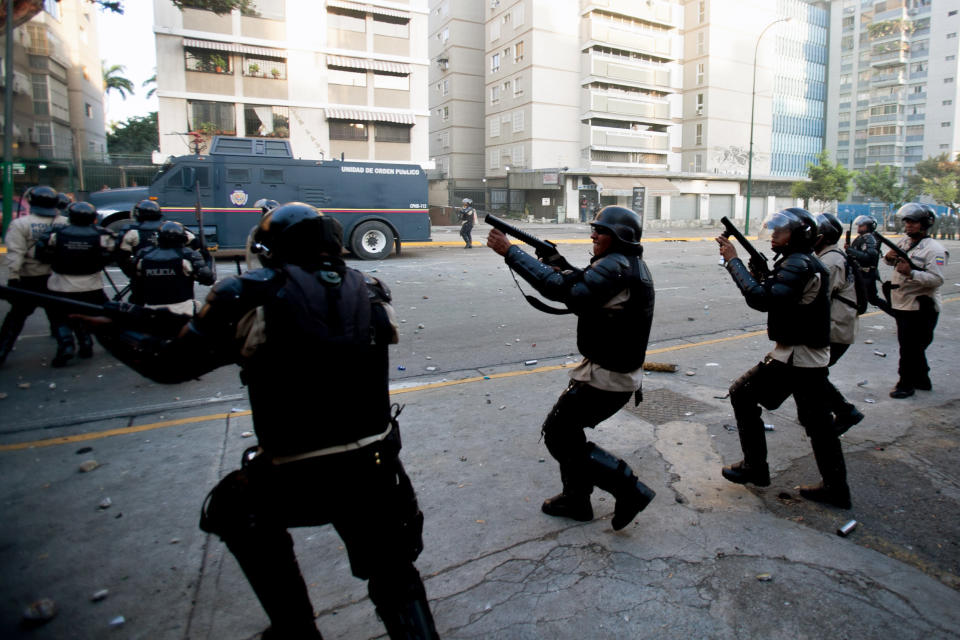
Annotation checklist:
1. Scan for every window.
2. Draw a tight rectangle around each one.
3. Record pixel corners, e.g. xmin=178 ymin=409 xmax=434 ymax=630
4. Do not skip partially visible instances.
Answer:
xmin=375 ymin=72 xmax=409 ymax=90
xmin=438 ymin=78 xmax=449 ymax=95
xmin=262 ymin=169 xmax=284 ymax=183
xmin=226 ymin=168 xmax=251 ymax=183
xmin=43 ymin=0 xmax=60 ymax=19
xmin=490 ymin=85 xmax=501 ymax=103
xmin=185 ymin=48 xmax=232 ymax=74
xmin=491 ymin=53 xmax=501 ymax=72
xmin=948 ymin=33 xmax=957 ymax=39
xmin=946 ymin=77 xmax=956 ymax=83
xmin=696 ymin=93 xmax=704 ymax=115
xmin=329 ymin=120 xmax=368 ymax=140
xmin=489 ymin=117 xmax=500 ymax=137
xmin=375 ymin=123 xmax=411 ymax=143
xmin=942 ymin=121 xmax=952 ymax=127
xmin=697 ymin=31 xmax=705 ymax=56
xmin=695 ymin=123 xmax=702 ymax=145
xmin=513 ymin=75 xmax=522 ymax=95
xmin=244 ymin=56 xmax=287 ymax=79
xmin=34 ymin=123 xmax=52 ymax=147
xmin=695 ymin=153 xmax=703 ymax=172
xmin=32 ymin=74 xmax=49 ymax=115
xmin=249 ymin=0 xmax=284 ymax=20
xmin=189 ymin=100 xmax=236 ymax=135
xmin=373 ymin=16 xmax=409 ymax=38
xmin=512 ymin=110 xmax=524 ymax=132
xmin=438 ymin=105 xmax=449 ymax=121
xmin=502 ymin=80 xmax=511 ymax=95
xmin=244 ymin=105 xmax=289 ymax=137
xmin=514 ymin=41 xmax=524 ymax=62
xmin=438 ymin=131 xmax=450 ymax=148
xmin=170 ymin=165 xmax=210 ymax=188
xmin=949 ymin=55 xmax=957 ymax=61
xmin=438 ymin=27 xmax=449 ymax=43
xmin=950 ymin=9 xmax=958 ymax=16
xmin=513 ymin=4 xmax=524 ymax=24
xmin=838 ymin=130 xmax=850 ymax=142
xmin=945 ymin=100 xmax=954 ymax=106
xmin=85 ymin=103 xmax=92 ymax=118
xmin=513 ymin=145 xmax=524 ymax=167
xmin=329 ymin=68 xmax=367 ymax=86
xmin=698 ymin=0 xmax=705 ymax=23
xmin=490 ymin=21 xmax=500 ymax=41
xmin=489 ymin=148 xmax=500 ymax=169
xmin=328 ymin=8 xmax=366 ymax=32
xmin=696 ymin=63 xmax=704 ymax=85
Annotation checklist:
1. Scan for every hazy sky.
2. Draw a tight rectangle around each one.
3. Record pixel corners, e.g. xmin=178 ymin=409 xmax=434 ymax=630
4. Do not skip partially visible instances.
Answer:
xmin=98 ymin=2 xmax=158 ymax=126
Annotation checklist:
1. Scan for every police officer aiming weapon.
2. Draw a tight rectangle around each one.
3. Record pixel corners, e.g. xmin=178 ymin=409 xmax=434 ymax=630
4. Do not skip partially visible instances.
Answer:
xmin=484 ymin=213 xmax=572 ymax=269
xmin=720 ymin=216 xmax=770 ymax=279
xmin=874 ymin=230 xmax=926 ymax=272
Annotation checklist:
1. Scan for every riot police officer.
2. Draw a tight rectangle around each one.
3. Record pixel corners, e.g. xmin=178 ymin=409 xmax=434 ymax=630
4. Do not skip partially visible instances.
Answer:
xmin=132 ymin=221 xmax=215 ymax=315
xmin=884 ymin=204 xmax=948 ymax=398
xmin=815 ymin=213 xmax=864 ymax=435
xmin=116 ymin=200 xmax=165 ymax=276
xmin=487 ymin=205 xmax=657 ymax=530
xmin=457 ymin=197 xmax=477 ymax=248
xmin=716 ymin=208 xmax=852 ymax=509
xmin=35 ymin=201 xmax=115 ymax=365
xmin=92 ymin=203 xmax=438 ymax=639
xmin=245 ymin=198 xmax=280 ymax=271
xmin=0 ymin=186 xmax=69 ymax=366
xmin=845 ymin=214 xmax=888 ymax=313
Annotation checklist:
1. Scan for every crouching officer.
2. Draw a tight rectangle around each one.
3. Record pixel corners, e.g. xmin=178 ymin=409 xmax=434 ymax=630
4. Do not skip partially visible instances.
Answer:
xmin=717 ymin=208 xmax=852 ymax=509
xmin=35 ymin=201 xmax=115 ymax=365
xmin=0 ymin=186 xmax=68 ymax=366
xmin=845 ymin=214 xmax=888 ymax=313
xmin=884 ymin=204 xmax=947 ymax=398
xmin=90 ymin=203 xmax=439 ymax=640
xmin=132 ymin=221 xmax=214 ymax=315
xmin=487 ymin=205 xmax=657 ymax=531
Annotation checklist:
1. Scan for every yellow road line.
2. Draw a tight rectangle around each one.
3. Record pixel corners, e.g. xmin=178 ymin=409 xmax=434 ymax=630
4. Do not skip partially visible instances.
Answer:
xmin=3 ymin=295 xmax=957 ymax=452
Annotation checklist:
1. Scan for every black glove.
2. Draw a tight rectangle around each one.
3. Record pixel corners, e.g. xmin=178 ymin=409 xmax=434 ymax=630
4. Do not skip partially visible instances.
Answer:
xmin=747 ymin=256 xmax=769 ymax=280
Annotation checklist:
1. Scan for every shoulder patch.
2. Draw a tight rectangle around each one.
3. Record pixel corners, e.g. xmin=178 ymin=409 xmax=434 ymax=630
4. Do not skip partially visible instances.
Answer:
xmin=936 ymin=255 xmax=945 ymax=266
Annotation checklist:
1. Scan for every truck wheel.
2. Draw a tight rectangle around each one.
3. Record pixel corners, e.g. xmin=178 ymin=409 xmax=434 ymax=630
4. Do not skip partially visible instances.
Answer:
xmin=351 ymin=221 xmax=394 ymax=260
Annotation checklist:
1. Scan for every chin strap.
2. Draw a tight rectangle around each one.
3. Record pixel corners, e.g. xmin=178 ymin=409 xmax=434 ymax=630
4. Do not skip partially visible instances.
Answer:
xmin=507 ymin=266 xmax=572 ymax=315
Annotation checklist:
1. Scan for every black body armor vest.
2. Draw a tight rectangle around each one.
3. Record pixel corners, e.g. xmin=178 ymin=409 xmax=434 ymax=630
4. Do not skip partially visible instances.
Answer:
xmin=766 ymin=252 xmax=831 ymax=348
xmin=51 ymin=225 xmax=107 ymax=276
xmin=133 ymin=219 xmax=163 ymax=253
xmin=136 ymin=247 xmax=195 ymax=305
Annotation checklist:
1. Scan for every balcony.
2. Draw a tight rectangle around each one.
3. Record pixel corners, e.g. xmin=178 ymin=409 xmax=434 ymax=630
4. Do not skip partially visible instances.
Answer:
xmin=586 ymin=89 xmax=670 ymax=122
xmin=582 ymin=0 xmax=677 ymax=28
xmin=585 ymin=53 xmax=674 ymax=92
xmin=872 ymin=71 xmax=905 ymax=86
xmin=583 ymin=17 xmax=675 ymax=60
xmin=590 ymin=126 xmax=670 ymax=153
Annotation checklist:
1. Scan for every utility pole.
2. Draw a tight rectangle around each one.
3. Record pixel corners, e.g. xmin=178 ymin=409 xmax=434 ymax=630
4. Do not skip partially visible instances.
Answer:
xmin=3 ymin=0 xmax=16 ymax=237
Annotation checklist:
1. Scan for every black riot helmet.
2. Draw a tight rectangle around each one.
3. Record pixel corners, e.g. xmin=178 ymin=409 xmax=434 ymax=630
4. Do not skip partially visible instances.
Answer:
xmin=56 ymin=193 xmax=72 ymax=211
xmin=764 ymin=207 xmax=818 ymax=254
xmin=462 ymin=198 xmax=473 ymax=206
xmin=815 ymin=212 xmax=843 ymax=247
xmin=252 ymin=202 xmax=343 ymax=267
xmin=590 ymin=206 xmax=642 ymax=250
xmin=254 ymin=198 xmax=280 ymax=216
xmin=158 ymin=221 xmax=188 ymax=248
xmin=853 ymin=214 xmax=876 ymax=233
xmin=27 ymin=185 xmax=59 ymax=217
xmin=66 ymin=201 xmax=98 ymax=226
xmin=134 ymin=199 xmax=163 ymax=222
xmin=897 ymin=202 xmax=935 ymax=238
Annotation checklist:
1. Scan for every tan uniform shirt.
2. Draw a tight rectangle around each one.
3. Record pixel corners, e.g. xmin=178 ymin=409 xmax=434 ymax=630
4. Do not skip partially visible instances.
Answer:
xmin=3 ymin=213 xmax=68 ymax=279
xmin=886 ymin=236 xmax=947 ymax=312
xmin=568 ymin=288 xmax=645 ymax=392
xmin=816 ymin=243 xmax=858 ymax=345
xmin=46 ymin=231 xmax=117 ymax=293
xmin=768 ymin=268 xmax=831 ymax=368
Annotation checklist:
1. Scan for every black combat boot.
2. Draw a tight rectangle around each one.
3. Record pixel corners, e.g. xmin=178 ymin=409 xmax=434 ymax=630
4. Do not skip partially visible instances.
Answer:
xmin=722 ymin=421 xmax=771 ymax=486
xmin=800 ymin=436 xmax=851 ymax=509
xmin=369 ymin=567 xmax=440 ymax=640
xmin=833 ymin=407 xmax=864 ymax=436
xmin=51 ymin=326 xmax=75 ymax=368
xmin=0 ymin=330 xmax=16 ymax=366
xmin=224 ymin=532 xmax=322 ymax=640
xmin=586 ymin=445 xmax=655 ymax=531
xmin=541 ymin=468 xmax=593 ymax=522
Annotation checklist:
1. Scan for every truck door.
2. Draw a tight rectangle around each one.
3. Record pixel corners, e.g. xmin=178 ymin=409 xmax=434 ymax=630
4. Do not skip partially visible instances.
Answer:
xmin=161 ymin=164 xmax=213 ymax=207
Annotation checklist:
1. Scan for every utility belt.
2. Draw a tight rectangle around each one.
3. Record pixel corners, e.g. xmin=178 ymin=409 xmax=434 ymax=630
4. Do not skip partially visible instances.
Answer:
xmin=243 ymin=403 xmax=404 ymax=467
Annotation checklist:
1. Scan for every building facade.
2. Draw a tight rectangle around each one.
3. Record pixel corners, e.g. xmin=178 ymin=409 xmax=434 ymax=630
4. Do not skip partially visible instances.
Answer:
xmin=154 ymin=0 xmax=430 ymax=165
xmin=826 ymin=0 xmax=960 ymax=178
xmin=1 ymin=0 xmax=107 ymax=191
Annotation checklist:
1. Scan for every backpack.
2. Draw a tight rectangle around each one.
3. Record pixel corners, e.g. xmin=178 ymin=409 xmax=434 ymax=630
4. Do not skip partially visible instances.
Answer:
xmin=829 ymin=249 xmax=869 ymax=315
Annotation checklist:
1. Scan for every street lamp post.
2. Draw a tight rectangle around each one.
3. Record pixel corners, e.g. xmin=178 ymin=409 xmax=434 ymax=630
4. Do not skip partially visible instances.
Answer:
xmin=745 ymin=16 xmax=791 ymax=235
xmin=504 ymin=165 xmax=511 ymax=216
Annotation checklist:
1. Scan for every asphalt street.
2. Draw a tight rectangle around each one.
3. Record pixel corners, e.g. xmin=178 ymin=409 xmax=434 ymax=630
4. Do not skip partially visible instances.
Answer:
xmin=1 ymin=222 xmax=959 ymax=639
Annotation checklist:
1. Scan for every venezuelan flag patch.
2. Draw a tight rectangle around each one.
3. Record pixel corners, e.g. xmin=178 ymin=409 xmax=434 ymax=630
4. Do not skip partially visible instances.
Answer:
xmin=935 ymin=255 xmax=945 ymax=266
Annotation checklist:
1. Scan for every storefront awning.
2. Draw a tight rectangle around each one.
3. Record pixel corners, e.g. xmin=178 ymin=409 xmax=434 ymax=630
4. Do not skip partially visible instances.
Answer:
xmin=183 ymin=38 xmax=285 ymax=59
xmin=589 ymin=175 xmax=679 ymax=196
xmin=326 ymin=0 xmax=410 ymax=20
xmin=324 ymin=108 xmax=415 ymax=124
xmin=326 ymin=55 xmax=410 ymax=74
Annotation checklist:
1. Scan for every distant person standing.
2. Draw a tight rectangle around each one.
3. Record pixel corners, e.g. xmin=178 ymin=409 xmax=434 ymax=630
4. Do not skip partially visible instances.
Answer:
xmin=883 ymin=204 xmax=948 ymax=398
xmin=457 ymin=198 xmax=478 ymax=248
xmin=845 ymin=214 xmax=888 ymax=313
xmin=0 ymin=186 xmax=68 ymax=366
xmin=35 ymin=202 xmax=115 ymax=365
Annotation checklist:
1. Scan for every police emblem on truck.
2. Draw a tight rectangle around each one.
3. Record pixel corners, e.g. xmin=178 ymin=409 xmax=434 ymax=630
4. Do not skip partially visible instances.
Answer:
xmin=230 ymin=190 xmax=249 ymax=206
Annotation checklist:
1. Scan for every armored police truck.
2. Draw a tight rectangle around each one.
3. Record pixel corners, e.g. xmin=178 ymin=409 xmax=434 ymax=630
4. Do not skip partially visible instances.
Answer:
xmin=88 ymin=137 xmax=430 ymax=260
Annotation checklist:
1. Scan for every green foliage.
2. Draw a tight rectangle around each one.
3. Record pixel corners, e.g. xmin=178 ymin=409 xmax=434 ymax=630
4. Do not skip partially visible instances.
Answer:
xmin=854 ymin=164 xmax=907 ymax=211
xmin=90 ymin=0 xmax=255 ymax=15
xmin=106 ymin=112 xmax=158 ymax=156
xmin=142 ymin=73 xmax=156 ymax=100
xmin=790 ymin=150 xmax=855 ymax=211
xmin=911 ymin=154 xmax=960 ymax=210
xmin=102 ymin=63 xmax=135 ymax=100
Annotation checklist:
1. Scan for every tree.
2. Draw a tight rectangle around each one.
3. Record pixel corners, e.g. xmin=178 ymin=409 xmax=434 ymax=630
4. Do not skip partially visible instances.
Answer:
xmin=106 ymin=112 xmax=158 ymax=157
xmin=142 ymin=73 xmax=157 ymax=100
xmin=791 ymin=150 xmax=855 ymax=211
xmin=88 ymin=0 xmax=255 ymax=13
xmin=854 ymin=163 xmax=907 ymax=209
xmin=103 ymin=63 xmax=135 ymax=100
xmin=918 ymin=154 xmax=960 ymax=211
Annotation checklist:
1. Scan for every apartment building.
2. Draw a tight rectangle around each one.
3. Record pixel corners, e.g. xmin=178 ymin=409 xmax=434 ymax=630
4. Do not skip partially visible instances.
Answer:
xmin=154 ymin=0 xmax=429 ymax=165
xmin=826 ymin=0 xmax=960 ymax=178
xmin=0 ymin=0 xmax=107 ymax=189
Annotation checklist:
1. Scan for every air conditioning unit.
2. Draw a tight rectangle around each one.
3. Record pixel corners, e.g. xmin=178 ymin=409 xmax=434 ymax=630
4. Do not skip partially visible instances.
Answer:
xmin=696 ymin=106 xmax=703 ymax=115
xmin=437 ymin=57 xmax=449 ymax=70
